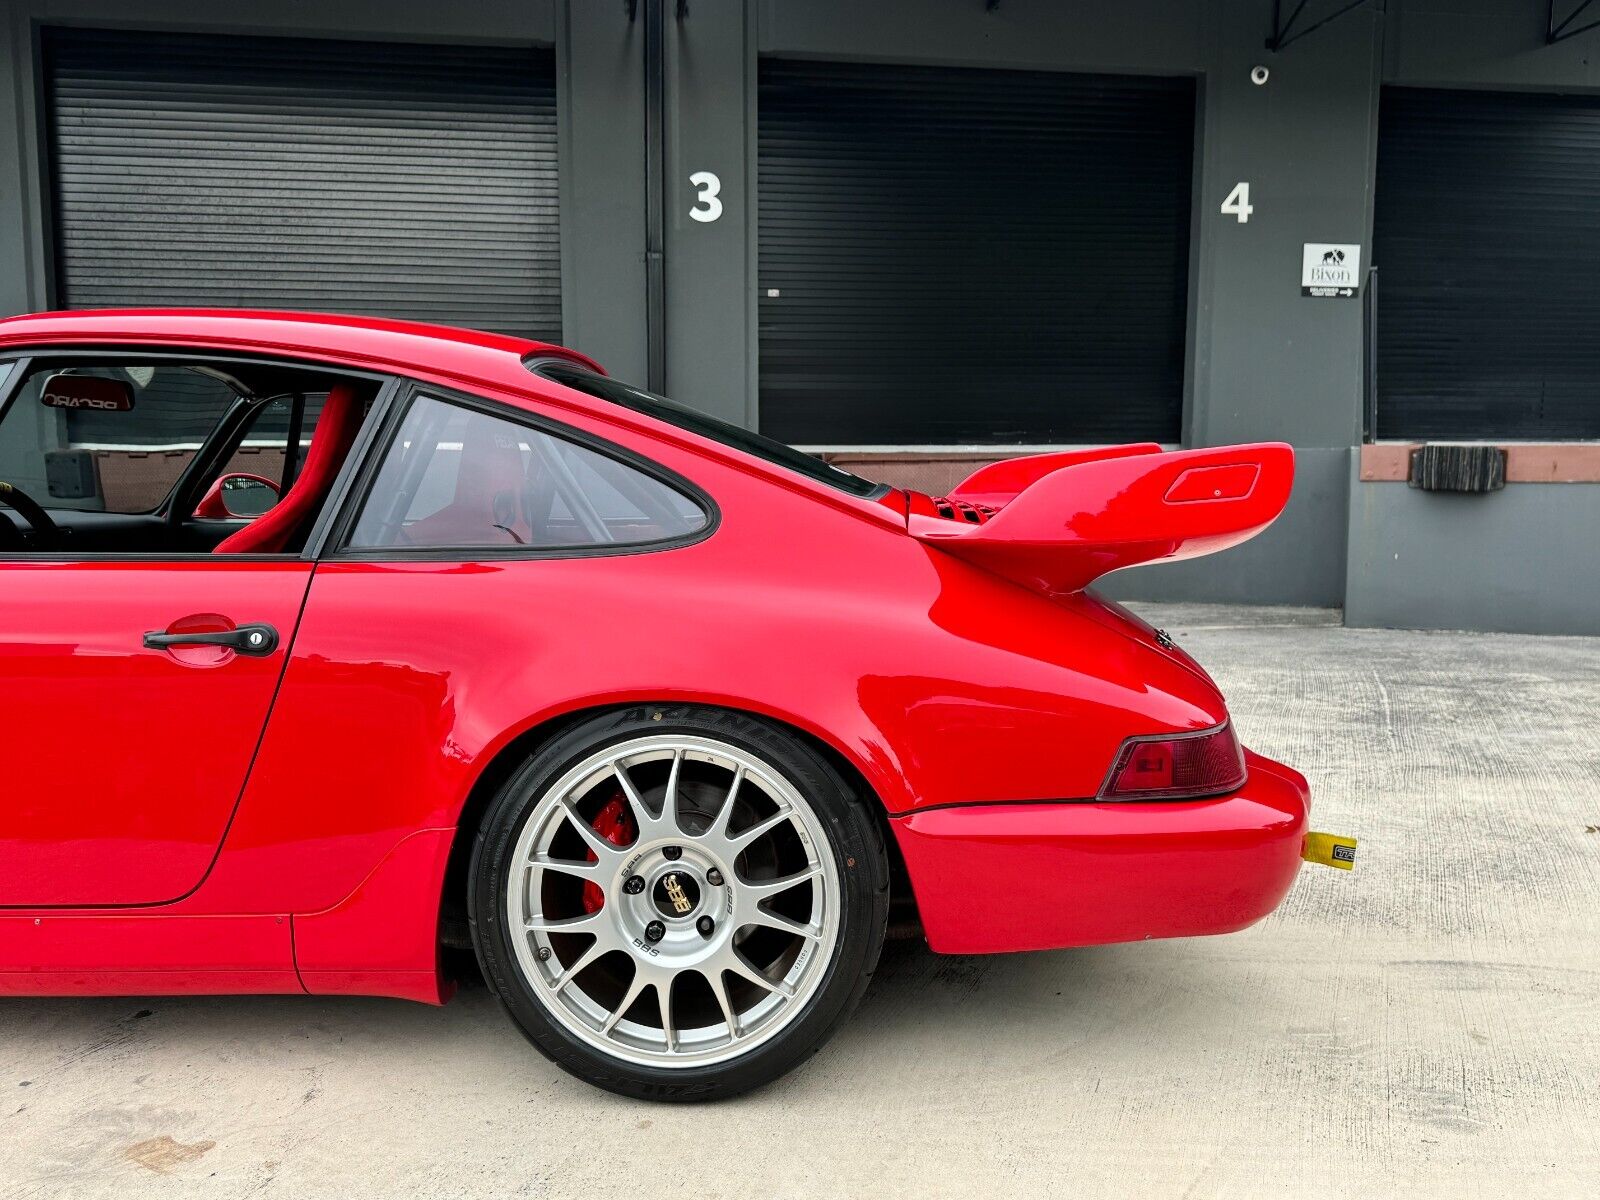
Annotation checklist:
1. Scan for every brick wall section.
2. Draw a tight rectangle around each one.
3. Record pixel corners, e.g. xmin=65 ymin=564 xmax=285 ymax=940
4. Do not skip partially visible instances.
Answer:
xmin=90 ymin=445 xmax=285 ymax=512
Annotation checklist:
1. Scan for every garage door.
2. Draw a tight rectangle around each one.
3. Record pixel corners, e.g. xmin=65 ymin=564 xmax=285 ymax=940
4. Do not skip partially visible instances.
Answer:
xmin=1374 ymin=87 xmax=1600 ymax=440
xmin=43 ymin=27 xmax=560 ymax=340
xmin=757 ymin=59 xmax=1195 ymax=446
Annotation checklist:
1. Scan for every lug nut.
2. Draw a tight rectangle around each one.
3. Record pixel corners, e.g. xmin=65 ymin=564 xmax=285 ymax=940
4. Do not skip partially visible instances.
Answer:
xmin=663 ymin=845 xmax=683 ymax=861
xmin=697 ymin=916 xmax=715 ymax=937
xmin=623 ymin=875 xmax=645 ymax=894
xmin=645 ymin=920 xmax=666 ymax=943
xmin=706 ymin=868 xmax=724 ymax=887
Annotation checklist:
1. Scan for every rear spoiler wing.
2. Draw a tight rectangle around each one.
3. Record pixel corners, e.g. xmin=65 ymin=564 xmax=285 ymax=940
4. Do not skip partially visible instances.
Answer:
xmin=908 ymin=442 xmax=1294 ymax=595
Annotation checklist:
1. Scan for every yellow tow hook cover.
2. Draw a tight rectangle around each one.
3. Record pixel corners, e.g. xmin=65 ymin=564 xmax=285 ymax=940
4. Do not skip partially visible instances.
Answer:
xmin=1303 ymin=831 xmax=1357 ymax=870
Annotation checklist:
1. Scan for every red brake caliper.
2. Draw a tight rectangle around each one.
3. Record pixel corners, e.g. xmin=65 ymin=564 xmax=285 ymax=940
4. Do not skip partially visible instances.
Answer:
xmin=582 ymin=793 xmax=635 ymax=913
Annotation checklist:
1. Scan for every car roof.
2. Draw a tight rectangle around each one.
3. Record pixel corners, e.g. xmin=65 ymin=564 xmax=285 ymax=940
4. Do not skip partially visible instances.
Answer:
xmin=0 ymin=308 xmax=603 ymax=393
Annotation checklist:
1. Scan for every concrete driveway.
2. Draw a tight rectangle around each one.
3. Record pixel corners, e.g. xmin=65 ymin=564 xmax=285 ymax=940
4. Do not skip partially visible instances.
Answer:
xmin=3 ymin=603 xmax=1597 ymax=1198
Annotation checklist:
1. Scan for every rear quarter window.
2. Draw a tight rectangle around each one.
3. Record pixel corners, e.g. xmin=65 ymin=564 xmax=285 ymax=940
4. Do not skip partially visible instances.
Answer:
xmin=347 ymin=393 xmax=709 ymax=552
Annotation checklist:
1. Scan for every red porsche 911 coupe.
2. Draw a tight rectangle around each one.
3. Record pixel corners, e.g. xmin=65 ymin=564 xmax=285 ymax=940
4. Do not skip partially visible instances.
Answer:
xmin=0 ymin=309 xmax=1315 ymax=1100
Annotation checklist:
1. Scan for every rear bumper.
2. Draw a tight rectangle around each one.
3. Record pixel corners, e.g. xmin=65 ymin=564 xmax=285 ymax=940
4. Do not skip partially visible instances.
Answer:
xmin=890 ymin=748 xmax=1309 ymax=954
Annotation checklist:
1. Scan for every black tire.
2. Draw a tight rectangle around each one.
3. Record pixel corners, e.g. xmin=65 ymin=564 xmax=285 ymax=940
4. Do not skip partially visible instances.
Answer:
xmin=468 ymin=704 xmax=889 ymax=1101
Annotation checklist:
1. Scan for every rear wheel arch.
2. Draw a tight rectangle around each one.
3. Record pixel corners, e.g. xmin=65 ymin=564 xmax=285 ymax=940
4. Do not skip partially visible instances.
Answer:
xmin=437 ymin=700 xmax=901 ymax=951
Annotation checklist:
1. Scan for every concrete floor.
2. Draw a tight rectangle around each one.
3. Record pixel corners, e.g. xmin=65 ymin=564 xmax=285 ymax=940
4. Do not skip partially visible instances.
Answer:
xmin=3 ymin=603 xmax=1598 ymax=1198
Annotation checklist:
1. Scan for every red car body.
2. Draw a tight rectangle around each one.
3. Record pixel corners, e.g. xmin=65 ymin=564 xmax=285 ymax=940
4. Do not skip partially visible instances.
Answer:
xmin=0 ymin=309 xmax=1309 ymax=1003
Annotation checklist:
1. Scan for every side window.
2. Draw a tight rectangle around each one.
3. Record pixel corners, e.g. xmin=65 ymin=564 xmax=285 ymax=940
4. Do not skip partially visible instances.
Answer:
xmin=346 ymin=395 xmax=708 ymax=551
xmin=0 ymin=364 xmax=237 ymax=513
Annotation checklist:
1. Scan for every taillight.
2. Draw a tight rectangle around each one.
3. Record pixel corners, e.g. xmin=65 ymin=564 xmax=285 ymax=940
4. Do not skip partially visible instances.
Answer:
xmin=1098 ymin=723 xmax=1246 ymax=801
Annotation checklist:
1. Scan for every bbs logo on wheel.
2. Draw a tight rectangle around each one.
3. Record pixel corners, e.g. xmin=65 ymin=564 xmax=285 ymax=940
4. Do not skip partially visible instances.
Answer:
xmin=663 ymin=873 xmax=692 ymax=914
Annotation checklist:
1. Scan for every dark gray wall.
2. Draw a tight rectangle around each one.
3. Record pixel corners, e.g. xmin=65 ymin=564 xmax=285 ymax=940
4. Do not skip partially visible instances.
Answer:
xmin=1347 ymin=464 xmax=1600 ymax=636
xmin=1 ymin=0 xmax=1597 ymax=633
xmin=665 ymin=0 xmax=755 ymax=426
xmin=560 ymin=3 xmax=648 ymax=379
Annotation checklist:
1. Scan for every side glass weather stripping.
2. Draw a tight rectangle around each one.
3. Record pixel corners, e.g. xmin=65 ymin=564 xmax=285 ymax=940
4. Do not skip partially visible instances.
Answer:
xmin=531 ymin=359 xmax=887 ymax=500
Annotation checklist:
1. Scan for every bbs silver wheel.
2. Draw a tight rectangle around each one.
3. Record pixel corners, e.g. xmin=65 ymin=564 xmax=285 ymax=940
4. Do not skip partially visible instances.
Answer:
xmin=504 ymin=734 xmax=843 ymax=1069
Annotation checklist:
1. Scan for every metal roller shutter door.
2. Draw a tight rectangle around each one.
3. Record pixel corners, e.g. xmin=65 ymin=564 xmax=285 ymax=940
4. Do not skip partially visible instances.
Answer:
xmin=757 ymin=58 xmax=1195 ymax=446
xmin=43 ymin=27 xmax=559 ymax=340
xmin=1375 ymin=87 xmax=1600 ymax=440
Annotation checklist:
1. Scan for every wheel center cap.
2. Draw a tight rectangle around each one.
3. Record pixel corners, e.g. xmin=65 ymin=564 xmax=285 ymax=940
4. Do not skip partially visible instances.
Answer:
xmin=652 ymin=869 xmax=700 ymax=919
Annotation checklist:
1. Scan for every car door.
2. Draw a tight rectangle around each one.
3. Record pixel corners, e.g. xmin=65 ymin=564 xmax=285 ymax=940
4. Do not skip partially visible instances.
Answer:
xmin=0 ymin=561 xmax=313 ymax=907
xmin=0 ymin=357 xmax=316 ymax=907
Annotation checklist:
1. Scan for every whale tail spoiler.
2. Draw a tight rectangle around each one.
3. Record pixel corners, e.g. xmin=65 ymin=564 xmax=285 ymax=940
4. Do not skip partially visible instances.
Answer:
xmin=906 ymin=442 xmax=1295 ymax=595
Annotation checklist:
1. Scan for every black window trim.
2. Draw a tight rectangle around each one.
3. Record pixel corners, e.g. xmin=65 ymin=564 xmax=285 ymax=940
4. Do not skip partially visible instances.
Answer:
xmin=529 ymin=358 xmax=892 ymax=502
xmin=322 ymin=379 xmax=720 ymax=563
xmin=0 ymin=345 xmax=393 ymax=563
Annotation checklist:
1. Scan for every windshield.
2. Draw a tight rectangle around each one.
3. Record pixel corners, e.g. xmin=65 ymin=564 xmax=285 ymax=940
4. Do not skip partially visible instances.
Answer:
xmin=535 ymin=362 xmax=884 ymax=499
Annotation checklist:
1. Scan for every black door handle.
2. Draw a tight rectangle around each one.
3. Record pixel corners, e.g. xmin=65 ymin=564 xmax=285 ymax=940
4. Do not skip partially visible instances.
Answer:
xmin=142 ymin=622 xmax=279 ymax=656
